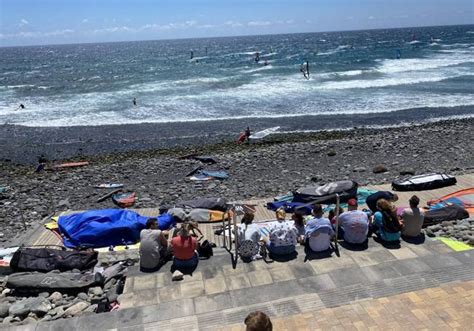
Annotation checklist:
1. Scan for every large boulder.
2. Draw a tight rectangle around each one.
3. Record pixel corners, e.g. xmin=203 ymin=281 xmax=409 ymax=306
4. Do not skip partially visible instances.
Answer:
xmin=64 ymin=301 xmax=90 ymax=317
xmin=48 ymin=292 xmax=62 ymax=304
xmin=0 ymin=303 xmax=9 ymax=318
xmin=9 ymin=297 xmax=51 ymax=317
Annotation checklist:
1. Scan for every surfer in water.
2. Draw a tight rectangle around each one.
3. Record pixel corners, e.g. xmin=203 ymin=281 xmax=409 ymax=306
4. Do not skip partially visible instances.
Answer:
xmin=254 ymin=52 xmax=260 ymax=63
xmin=133 ymin=98 xmax=137 ymax=106
xmin=264 ymin=59 xmax=269 ymax=66
xmin=396 ymin=49 xmax=401 ymax=59
xmin=300 ymin=61 xmax=309 ymax=80
xmin=14 ymin=103 xmax=25 ymax=111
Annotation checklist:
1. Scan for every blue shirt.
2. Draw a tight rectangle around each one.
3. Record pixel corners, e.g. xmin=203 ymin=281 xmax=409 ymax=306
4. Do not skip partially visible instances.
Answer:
xmin=338 ymin=210 xmax=369 ymax=244
xmin=374 ymin=211 xmax=401 ymax=241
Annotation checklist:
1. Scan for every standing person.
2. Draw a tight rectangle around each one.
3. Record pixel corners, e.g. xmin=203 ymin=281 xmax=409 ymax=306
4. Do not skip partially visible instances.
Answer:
xmin=245 ymin=127 xmax=251 ymax=141
xmin=371 ymin=199 xmax=402 ymax=242
xmin=401 ymin=195 xmax=424 ymax=238
xmin=139 ymin=218 xmax=169 ymax=272
xmin=337 ymin=199 xmax=369 ymax=245
xmin=171 ymin=223 xmax=199 ymax=272
xmin=366 ymin=191 xmax=398 ymax=213
xmin=305 ymin=204 xmax=334 ymax=252
xmin=133 ymin=98 xmax=137 ymax=106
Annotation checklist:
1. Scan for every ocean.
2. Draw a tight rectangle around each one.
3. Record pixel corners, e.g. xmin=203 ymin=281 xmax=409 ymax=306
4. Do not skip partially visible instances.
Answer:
xmin=1 ymin=24 xmax=473 ymax=129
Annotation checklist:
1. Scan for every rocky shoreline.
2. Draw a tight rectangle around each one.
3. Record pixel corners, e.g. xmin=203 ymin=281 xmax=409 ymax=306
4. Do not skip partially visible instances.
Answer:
xmin=0 ymin=118 xmax=473 ymax=247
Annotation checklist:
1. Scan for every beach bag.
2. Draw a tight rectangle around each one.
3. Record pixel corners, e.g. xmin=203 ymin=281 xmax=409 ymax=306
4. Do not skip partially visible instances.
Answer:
xmin=293 ymin=180 xmax=358 ymax=204
xmin=181 ymin=197 xmax=228 ymax=212
xmin=10 ymin=246 xmax=98 ymax=273
xmin=238 ymin=240 xmax=259 ymax=259
xmin=6 ymin=271 xmax=98 ymax=293
xmin=392 ymin=173 xmax=456 ymax=191
xmin=424 ymin=205 xmax=469 ymax=227
xmin=197 ymin=240 xmax=213 ymax=259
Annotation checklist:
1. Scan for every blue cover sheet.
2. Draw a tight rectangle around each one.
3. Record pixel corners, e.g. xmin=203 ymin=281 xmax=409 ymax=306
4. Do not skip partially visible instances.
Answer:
xmin=58 ymin=209 xmax=175 ymax=248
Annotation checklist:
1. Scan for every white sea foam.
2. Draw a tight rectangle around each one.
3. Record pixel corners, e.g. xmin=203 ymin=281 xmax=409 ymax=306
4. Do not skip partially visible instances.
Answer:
xmin=375 ymin=51 xmax=473 ymax=74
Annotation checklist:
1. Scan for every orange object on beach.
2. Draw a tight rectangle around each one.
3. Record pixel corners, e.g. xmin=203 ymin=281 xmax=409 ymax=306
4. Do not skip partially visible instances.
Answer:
xmin=428 ymin=188 xmax=474 ymax=214
xmin=112 ymin=192 xmax=136 ymax=208
xmin=53 ymin=161 xmax=90 ymax=169
xmin=236 ymin=132 xmax=246 ymax=144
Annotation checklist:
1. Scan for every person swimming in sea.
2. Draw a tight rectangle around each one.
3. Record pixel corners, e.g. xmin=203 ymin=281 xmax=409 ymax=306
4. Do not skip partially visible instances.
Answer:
xmin=133 ymin=98 xmax=137 ymax=106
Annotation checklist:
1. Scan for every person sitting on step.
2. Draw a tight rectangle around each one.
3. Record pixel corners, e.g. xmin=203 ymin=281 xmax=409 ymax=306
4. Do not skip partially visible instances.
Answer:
xmin=171 ymin=223 xmax=199 ymax=272
xmin=139 ymin=218 xmax=171 ymax=272
xmin=337 ymin=199 xmax=369 ymax=245
xmin=400 ymin=195 xmax=424 ymax=239
xmin=292 ymin=211 xmax=306 ymax=244
xmin=370 ymin=199 xmax=403 ymax=242
xmin=237 ymin=211 xmax=261 ymax=260
xmin=305 ymin=204 xmax=335 ymax=252
xmin=262 ymin=208 xmax=298 ymax=256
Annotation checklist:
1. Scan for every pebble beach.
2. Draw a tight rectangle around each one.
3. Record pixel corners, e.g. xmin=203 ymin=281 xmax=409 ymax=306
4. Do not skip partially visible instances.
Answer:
xmin=1 ymin=117 xmax=473 ymax=247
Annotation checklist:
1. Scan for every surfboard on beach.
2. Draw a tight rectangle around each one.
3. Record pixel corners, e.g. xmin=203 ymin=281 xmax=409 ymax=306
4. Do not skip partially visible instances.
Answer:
xmin=249 ymin=126 xmax=280 ymax=140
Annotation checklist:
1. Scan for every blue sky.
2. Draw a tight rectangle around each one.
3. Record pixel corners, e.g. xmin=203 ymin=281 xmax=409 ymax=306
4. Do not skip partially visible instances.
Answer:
xmin=0 ymin=0 xmax=472 ymax=46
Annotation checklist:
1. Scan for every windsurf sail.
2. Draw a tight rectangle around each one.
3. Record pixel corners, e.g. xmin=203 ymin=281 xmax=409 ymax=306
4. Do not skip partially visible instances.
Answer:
xmin=249 ymin=126 xmax=280 ymax=139
xmin=428 ymin=188 xmax=474 ymax=214
xmin=190 ymin=51 xmax=194 ymax=59
xmin=300 ymin=61 xmax=309 ymax=79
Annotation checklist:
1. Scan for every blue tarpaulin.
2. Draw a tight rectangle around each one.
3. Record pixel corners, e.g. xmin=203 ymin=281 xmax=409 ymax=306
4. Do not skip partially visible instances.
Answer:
xmin=58 ymin=209 xmax=175 ymax=248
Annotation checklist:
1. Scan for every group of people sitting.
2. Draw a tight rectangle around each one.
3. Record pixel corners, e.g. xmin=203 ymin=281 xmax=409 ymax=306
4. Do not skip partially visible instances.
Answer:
xmin=139 ymin=218 xmax=203 ymax=274
xmin=237 ymin=190 xmax=425 ymax=260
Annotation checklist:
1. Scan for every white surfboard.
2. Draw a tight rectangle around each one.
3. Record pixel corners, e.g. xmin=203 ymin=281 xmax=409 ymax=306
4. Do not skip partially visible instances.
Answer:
xmin=249 ymin=126 xmax=280 ymax=139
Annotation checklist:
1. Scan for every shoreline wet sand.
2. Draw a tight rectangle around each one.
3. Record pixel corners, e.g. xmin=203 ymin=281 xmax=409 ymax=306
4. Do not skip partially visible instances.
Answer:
xmin=1 ymin=105 xmax=473 ymax=165
xmin=1 ymin=117 xmax=473 ymax=246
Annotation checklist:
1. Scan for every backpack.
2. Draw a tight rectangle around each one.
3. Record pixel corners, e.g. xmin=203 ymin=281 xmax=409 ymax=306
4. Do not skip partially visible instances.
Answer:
xmin=381 ymin=211 xmax=402 ymax=233
xmin=238 ymin=240 xmax=259 ymax=260
xmin=197 ymin=240 xmax=213 ymax=259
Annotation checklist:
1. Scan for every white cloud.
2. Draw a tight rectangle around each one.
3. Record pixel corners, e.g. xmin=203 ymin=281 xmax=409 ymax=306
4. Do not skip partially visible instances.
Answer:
xmin=82 ymin=19 xmax=89 ymax=23
xmin=19 ymin=18 xmax=29 ymax=27
xmin=224 ymin=20 xmax=243 ymax=28
xmin=93 ymin=26 xmax=134 ymax=34
xmin=44 ymin=29 xmax=75 ymax=37
xmin=247 ymin=21 xmax=272 ymax=27
xmin=368 ymin=16 xmax=375 ymax=20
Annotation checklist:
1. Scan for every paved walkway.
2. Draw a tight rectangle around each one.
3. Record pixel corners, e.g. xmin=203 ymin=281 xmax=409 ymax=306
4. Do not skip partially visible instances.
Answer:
xmin=222 ymin=280 xmax=474 ymax=330
xmin=22 ymin=236 xmax=473 ymax=331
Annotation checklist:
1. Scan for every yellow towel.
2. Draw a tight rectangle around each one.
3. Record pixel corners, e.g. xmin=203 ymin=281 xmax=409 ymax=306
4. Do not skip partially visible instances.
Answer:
xmin=437 ymin=237 xmax=473 ymax=252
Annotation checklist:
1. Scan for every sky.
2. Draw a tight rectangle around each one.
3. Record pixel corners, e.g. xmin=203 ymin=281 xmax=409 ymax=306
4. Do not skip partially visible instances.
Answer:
xmin=0 ymin=0 xmax=472 ymax=46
